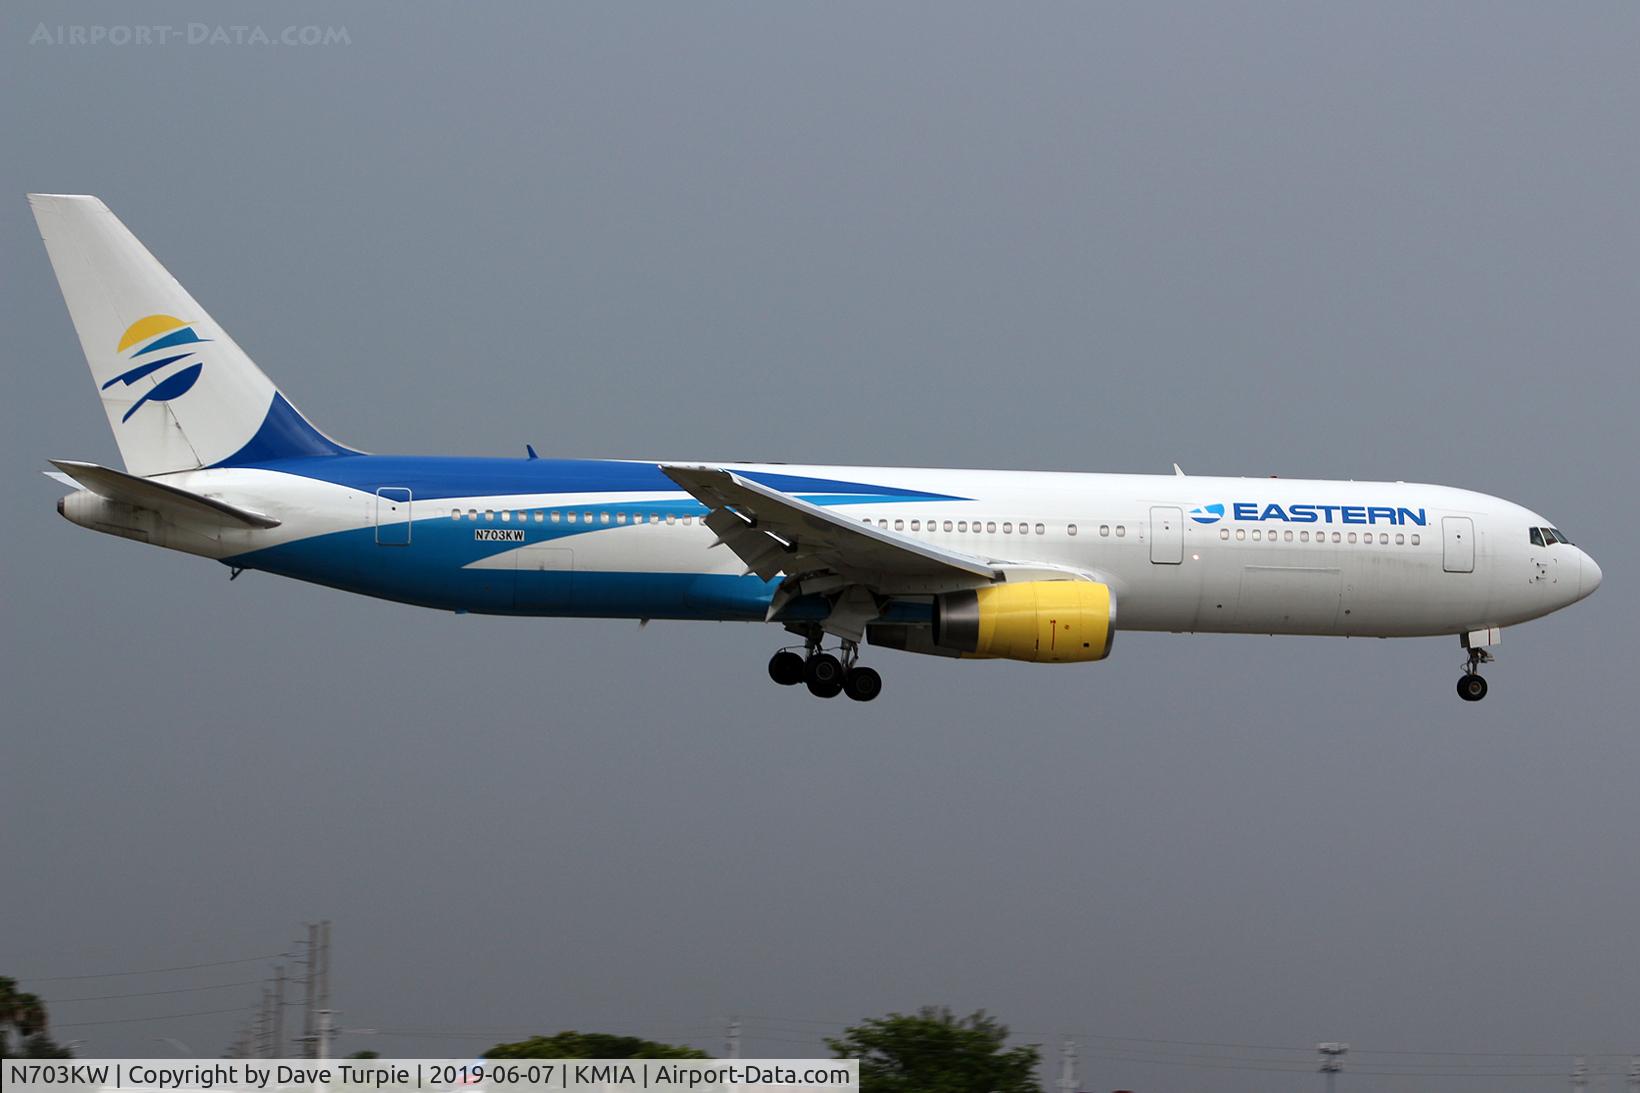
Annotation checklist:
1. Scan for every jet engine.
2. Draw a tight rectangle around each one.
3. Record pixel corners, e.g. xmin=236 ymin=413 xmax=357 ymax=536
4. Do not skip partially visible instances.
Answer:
xmin=929 ymin=580 xmax=1115 ymax=662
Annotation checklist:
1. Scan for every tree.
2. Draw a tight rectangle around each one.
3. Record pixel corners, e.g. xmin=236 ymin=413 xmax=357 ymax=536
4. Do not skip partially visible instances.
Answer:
xmin=485 ymin=1031 xmax=709 ymax=1059
xmin=825 ymin=1007 xmax=1040 ymax=1093
xmin=1 ymin=976 xmax=73 ymax=1058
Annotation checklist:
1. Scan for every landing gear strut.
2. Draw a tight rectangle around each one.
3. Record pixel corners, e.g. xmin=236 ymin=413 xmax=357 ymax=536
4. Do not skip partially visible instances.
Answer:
xmin=769 ymin=631 xmax=883 ymax=702
xmin=1457 ymin=646 xmax=1492 ymax=702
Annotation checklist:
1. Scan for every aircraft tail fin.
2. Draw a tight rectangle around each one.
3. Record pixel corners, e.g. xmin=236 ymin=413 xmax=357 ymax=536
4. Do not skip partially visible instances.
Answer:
xmin=28 ymin=194 xmax=355 ymax=477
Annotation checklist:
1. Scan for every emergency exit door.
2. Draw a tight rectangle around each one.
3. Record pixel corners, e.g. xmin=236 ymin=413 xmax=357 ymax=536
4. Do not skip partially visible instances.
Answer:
xmin=375 ymin=487 xmax=412 ymax=545
xmin=1150 ymin=506 xmax=1183 ymax=564
xmin=1442 ymin=516 xmax=1474 ymax=573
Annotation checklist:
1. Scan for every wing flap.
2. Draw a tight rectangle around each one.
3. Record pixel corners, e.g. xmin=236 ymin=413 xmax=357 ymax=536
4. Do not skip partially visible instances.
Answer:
xmin=662 ymin=463 xmax=999 ymax=584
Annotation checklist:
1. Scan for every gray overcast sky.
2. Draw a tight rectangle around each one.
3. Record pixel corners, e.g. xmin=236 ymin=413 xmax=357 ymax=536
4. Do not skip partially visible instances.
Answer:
xmin=2 ymin=2 xmax=1635 ymax=1088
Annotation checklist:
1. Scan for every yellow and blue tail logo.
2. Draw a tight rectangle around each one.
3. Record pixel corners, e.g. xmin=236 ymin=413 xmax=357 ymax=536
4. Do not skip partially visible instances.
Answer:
xmin=105 ymin=314 xmax=211 ymax=423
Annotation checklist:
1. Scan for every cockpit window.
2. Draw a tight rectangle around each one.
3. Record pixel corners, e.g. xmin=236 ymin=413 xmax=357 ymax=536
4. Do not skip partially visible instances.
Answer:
xmin=1530 ymin=527 xmax=1545 ymax=547
xmin=1550 ymin=527 xmax=1572 ymax=545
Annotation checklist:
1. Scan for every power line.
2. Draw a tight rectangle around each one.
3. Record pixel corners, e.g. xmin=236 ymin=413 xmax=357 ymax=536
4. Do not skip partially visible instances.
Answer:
xmin=18 ymin=954 xmax=287 ymax=982
xmin=55 ymin=1004 xmax=258 ymax=1029
xmin=46 ymin=979 xmax=264 ymax=1003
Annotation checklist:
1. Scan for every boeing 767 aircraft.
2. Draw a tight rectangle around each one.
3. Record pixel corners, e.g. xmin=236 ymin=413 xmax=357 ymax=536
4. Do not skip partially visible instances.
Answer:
xmin=31 ymin=195 xmax=1600 ymax=702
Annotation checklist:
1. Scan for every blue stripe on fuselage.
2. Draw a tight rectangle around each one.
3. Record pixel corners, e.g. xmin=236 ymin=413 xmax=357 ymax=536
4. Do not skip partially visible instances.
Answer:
xmin=220 ymin=453 xmax=966 ymax=504
xmin=226 ymin=516 xmax=779 ymax=619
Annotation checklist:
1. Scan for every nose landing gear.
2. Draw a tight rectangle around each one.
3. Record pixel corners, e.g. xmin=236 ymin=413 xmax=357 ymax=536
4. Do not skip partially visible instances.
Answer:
xmin=768 ymin=632 xmax=882 ymax=702
xmin=1457 ymin=646 xmax=1493 ymax=702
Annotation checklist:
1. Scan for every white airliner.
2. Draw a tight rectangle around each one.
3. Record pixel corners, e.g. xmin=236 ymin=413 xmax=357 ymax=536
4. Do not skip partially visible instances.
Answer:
xmin=31 ymin=194 xmax=1601 ymax=702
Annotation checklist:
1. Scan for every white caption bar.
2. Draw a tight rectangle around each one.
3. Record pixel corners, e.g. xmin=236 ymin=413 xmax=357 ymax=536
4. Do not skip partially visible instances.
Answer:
xmin=2 ymin=1060 xmax=858 ymax=1093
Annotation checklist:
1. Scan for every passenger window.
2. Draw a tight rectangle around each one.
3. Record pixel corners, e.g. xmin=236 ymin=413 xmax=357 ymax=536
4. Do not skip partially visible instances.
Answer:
xmin=1332 ymin=531 xmax=1342 ymax=543
xmin=484 ymin=509 xmax=495 ymax=522
xmin=550 ymin=511 xmax=561 ymax=523
xmin=1410 ymin=533 xmax=1420 ymax=545
xmin=958 ymin=521 xmax=968 ymax=532
xmin=1035 ymin=523 xmax=1045 ymax=535
xmin=1002 ymin=522 xmax=1012 ymax=533
xmin=1116 ymin=525 xmax=1126 ymax=537
xmin=1236 ymin=529 xmax=1246 ymax=541
xmin=1395 ymin=532 xmax=1405 ymax=545
xmin=1285 ymin=530 xmax=1294 ymax=541
xmin=616 ymin=512 xmax=626 ymax=524
xmin=1300 ymin=530 xmax=1310 ymax=542
xmin=944 ymin=520 xmax=954 ymax=532
xmin=894 ymin=519 xmax=904 ymax=531
xmin=500 ymin=510 xmax=510 ymax=522
xmin=1251 ymin=529 xmax=1261 ymax=541
xmin=1530 ymin=527 xmax=1545 ymax=547
xmin=1100 ymin=524 xmax=1110 ymax=537
xmin=910 ymin=520 xmax=920 ymax=531
xmin=468 ymin=509 xmax=478 ymax=520
xmin=1220 ymin=528 xmax=1230 ymax=540
xmin=535 ymin=511 xmax=545 ymax=523
xmin=666 ymin=514 xmax=676 ymax=525
xmin=1379 ymin=532 xmax=1389 ymax=545
xmin=986 ymin=522 xmax=997 ymax=533
xmin=1068 ymin=524 xmax=1078 ymax=536
xmin=1347 ymin=532 xmax=1357 ymax=543
xmin=682 ymin=515 xmax=692 ymax=525
xmin=566 ymin=512 xmax=577 ymax=524
xmin=450 ymin=509 xmax=460 ymax=520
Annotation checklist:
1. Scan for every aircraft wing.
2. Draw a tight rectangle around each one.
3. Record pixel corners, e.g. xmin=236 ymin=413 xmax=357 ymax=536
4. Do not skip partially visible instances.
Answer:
xmin=660 ymin=463 xmax=1000 ymax=585
xmin=49 ymin=459 xmax=281 ymax=529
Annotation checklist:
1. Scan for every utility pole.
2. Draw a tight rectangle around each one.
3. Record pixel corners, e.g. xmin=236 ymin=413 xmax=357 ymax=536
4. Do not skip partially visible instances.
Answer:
xmin=1317 ymin=1043 xmax=1348 ymax=1093
xmin=724 ymin=1019 xmax=741 ymax=1059
xmin=271 ymin=965 xmax=285 ymax=1058
xmin=260 ymin=986 xmax=276 ymax=1058
xmin=315 ymin=920 xmax=333 ymax=1060
xmin=301 ymin=923 xmax=319 ymax=1058
xmin=1056 ymin=1038 xmax=1078 ymax=1093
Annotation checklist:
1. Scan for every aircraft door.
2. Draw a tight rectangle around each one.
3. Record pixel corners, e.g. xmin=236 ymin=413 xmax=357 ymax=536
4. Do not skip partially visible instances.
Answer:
xmin=1149 ymin=506 xmax=1183 ymax=564
xmin=1442 ymin=516 xmax=1474 ymax=573
xmin=375 ymin=487 xmax=412 ymax=545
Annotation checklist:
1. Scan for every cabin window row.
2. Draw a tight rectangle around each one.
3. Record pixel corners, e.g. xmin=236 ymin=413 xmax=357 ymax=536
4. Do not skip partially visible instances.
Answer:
xmin=861 ymin=518 xmax=1104 ymax=537
xmin=1218 ymin=527 xmax=1421 ymax=546
xmin=450 ymin=509 xmax=697 ymax=526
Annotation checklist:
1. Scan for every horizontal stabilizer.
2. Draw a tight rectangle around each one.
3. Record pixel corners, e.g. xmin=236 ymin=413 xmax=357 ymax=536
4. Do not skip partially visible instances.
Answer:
xmin=49 ymin=459 xmax=280 ymax=528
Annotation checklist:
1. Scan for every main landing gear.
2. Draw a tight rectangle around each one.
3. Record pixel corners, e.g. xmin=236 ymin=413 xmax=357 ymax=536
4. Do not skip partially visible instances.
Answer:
xmin=1457 ymin=646 xmax=1493 ymax=702
xmin=767 ymin=635 xmax=882 ymax=702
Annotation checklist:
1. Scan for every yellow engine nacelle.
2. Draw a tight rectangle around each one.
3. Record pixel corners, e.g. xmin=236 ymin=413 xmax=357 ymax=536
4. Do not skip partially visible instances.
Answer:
xmin=932 ymin=580 xmax=1115 ymax=663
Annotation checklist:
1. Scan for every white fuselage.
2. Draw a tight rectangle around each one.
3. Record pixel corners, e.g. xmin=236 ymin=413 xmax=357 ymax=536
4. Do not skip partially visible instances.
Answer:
xmin=67 ymin=460 xmax=1601 ymax=639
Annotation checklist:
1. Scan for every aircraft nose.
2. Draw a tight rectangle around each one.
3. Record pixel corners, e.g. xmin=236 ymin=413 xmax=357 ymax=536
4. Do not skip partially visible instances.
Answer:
xmin=1580 ymin=549 xmax=1602 ymax=600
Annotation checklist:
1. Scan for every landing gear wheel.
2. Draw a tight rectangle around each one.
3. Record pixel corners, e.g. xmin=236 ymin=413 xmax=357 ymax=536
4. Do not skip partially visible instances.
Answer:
xmin=843 ymin=666 xmax=882 ymax=702
xmin=804 ymin=653 xmax=845 ymax=698
xmin=1457 ymin=674 xmax=1488 ymax=702
xmin=768 ymin=650 xmax=805 ymax=686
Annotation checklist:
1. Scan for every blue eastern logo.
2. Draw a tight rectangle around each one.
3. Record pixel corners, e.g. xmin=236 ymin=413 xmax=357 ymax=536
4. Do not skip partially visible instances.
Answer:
xmin=105 ymin=314 xmax=211 ymax=422
xmin=1188 ymin=502 xmax=1225 ymax=525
